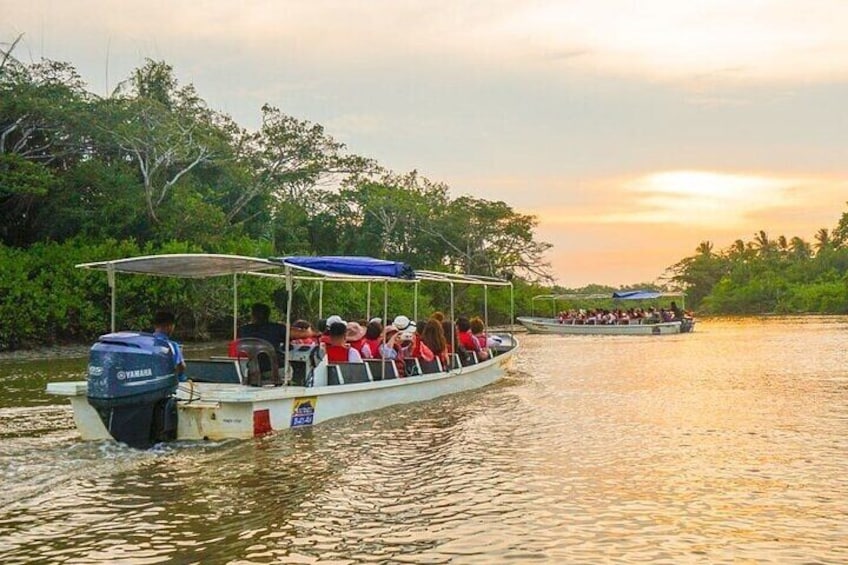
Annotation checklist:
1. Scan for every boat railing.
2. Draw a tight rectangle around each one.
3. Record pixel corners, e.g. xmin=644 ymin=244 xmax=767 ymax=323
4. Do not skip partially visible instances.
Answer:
xmin=327 ymin=363 xmax=373 ymax=385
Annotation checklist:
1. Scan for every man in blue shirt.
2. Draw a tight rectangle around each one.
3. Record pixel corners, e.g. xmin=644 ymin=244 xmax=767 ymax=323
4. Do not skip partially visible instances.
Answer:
xmin=153 ymin=310 xmax=186 ymax=381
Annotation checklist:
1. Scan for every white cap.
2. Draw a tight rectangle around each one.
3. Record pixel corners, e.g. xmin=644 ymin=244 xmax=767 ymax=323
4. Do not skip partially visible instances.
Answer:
xmin=326 ymin=315 xmax=346 ymax=327
xmin=392 ymin=315 xmax=415 ymax=331
xmin=369 ymin=317 xmax=382 ymax=324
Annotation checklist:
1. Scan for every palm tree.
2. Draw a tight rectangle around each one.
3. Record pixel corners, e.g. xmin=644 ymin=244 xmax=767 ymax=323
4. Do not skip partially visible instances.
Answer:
xmin=753 ymin=230 xmax=775 ymax=256
xmin=789 ymin=236 xmax=811 ymax=260
xmin=696 ymin=241 xmax=713 ymax=256
xmin=814 ymin=228 xmax=832 ymax=255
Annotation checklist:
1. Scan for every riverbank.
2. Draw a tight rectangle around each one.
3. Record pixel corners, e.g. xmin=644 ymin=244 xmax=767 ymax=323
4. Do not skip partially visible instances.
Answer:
xmin=0 ymin=340 xmax=231 ymax=363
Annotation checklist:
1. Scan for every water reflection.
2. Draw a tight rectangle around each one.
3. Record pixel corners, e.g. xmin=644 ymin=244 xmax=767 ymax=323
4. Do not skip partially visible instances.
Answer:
xmin=0 ymin=317 xmax=847 ymax=563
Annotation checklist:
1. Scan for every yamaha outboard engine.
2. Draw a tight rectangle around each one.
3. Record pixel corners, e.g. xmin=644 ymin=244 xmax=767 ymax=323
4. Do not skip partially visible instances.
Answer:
xmin=87 ymin=332 xmax=179 ymax=448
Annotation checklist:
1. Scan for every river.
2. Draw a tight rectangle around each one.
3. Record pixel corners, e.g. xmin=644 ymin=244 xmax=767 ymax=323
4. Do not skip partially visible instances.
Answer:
xmin=0 ymin=317 xmax=846 ymax=564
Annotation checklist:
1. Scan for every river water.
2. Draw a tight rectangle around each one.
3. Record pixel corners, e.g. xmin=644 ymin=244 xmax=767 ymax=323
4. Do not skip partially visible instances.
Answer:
xmin=0 ymin=317 xmax=846 ymax=564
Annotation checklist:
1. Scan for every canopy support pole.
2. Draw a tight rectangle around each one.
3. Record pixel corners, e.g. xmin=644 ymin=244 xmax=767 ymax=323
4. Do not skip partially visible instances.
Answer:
xmin=318 ymin=281 xmax=324 ymax=320
xmin=450 ymin=282 xmax=455 ymax=368
xmin=284 ymin=266 xmax=293 ymax=384
xmin=367 ymin=282 xmax=372 ymax=320
xmin=483 ymin=285 xmax=489 ymax=328
xmin=108 ymin=264 xmax=116 ymax=333
xmin=383 ymin=280 xmax=389 ymax=331
xmin=413 ymin=281 xmax=419 ymax=322
xmin=510 ymin=283 xmax=515 ymax=334
xmin=232 ymin=273 xmax=238 ymax=340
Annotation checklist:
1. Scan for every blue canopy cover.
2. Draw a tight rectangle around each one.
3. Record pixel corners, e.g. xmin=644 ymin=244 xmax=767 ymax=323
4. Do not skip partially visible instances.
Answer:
xmin=277 ymin=256 xmax=416 ymax=279
xmin=611 ymin=290 xmax=664 ymax=300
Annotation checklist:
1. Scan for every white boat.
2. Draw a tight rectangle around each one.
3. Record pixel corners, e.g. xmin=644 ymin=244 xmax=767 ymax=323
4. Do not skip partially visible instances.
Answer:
xmin=46 ymin=255 xmax=519 ymax=445
xmin=517 ymin=290 xmax=695 ymax=336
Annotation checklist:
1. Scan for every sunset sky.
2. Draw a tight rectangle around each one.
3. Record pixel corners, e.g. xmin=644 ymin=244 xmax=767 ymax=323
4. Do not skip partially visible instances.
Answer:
xmin=3 ymin=1 xmax=847 ymax=286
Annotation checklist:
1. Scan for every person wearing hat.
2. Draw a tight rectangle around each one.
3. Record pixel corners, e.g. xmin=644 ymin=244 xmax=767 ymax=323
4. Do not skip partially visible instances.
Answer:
xmin=345 ymin=321 xmax=367 ymax=356
xmin=391 ymin=315 xmax=416 ymax=332
xmin=323 ymin=321 xmax=363 ymax=363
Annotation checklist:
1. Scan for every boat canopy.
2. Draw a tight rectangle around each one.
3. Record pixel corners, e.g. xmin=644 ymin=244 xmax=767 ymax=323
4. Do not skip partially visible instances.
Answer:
xmin=532 ymin=290 xmax=685 ymax=302
xmin=272 ymin=256 xmax=416 ymax=280
xmin=76 ymin=254 xmax=280 ymax=278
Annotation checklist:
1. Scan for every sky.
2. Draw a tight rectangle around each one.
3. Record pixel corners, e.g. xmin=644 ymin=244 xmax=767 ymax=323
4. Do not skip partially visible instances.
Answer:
xmin=3 ymin=0 xmax=848 ymax=286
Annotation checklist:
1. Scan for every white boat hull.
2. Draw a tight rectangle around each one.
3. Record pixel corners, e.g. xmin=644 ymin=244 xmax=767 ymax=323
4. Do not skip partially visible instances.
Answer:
xmin=47 ymin=344 xmax=517 ymax=442
xmin=517 ymin=317 xmax=682 ymax=335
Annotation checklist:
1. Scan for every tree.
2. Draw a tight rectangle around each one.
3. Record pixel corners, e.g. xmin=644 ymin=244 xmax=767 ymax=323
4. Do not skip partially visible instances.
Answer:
xmin=789 ymin=236 xmax=812 ymax=261
xmin=97 ymin=66 xmax=213 ymax=224
xmin=0 ymin=51 xmax=91 ymax=245
xmin=814 ymin=228 xmax=832 ymax=255
xmin=425 ymin=196 xmax=552 ymax=281
xmin=225 ymin=104 xmax=376 ymax=224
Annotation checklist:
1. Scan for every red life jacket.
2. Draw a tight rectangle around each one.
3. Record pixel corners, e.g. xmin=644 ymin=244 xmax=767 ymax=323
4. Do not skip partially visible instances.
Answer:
xmin=411 ymin=335 xmax=435 ymax=362
xmin=458 ymin=330 xmax=478 ymax=351
xmin=325 ymin=344 xmax=351 ymax=363
xmin=348 ymin=338 xmax=366 ymax=355
xmin=362 ymin=337 xmax=383 ymax=359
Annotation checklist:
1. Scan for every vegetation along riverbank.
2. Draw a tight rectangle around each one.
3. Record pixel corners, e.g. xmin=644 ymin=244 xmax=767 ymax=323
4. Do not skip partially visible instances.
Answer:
xmin=2 ymin=46 xmax=848 ymax=350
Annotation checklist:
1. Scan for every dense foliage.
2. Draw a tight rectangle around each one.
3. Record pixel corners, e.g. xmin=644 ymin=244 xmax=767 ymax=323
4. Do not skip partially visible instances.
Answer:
xmin=1 ymin=49 xmax=552 ymax=349
xmin=665 ymin=223 xmax=848 ymax=314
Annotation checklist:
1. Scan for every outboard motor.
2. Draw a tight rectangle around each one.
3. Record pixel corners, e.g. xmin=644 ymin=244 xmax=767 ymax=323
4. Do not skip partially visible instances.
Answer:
xmin=86 ymin=332 xmax=179 ymax=448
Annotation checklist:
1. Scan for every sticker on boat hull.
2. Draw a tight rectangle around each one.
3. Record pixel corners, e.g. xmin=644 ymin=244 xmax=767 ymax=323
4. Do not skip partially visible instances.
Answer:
xmin=291 ymin=397 xmax=317 ymax=428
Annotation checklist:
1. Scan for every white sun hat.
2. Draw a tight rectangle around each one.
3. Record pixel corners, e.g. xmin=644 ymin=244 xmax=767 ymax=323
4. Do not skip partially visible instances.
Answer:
xmin=391 ymin=315 xmax=415 ymax=331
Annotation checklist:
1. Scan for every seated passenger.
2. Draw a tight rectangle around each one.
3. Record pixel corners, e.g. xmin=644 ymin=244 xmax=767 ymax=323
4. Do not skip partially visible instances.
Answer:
xmin=468 ymin=316 xmax=490 ymax=361
xmin=345 ymin=321 xmax=367 ymax=355
xmin=360 ymin=320 xmax=385 ymax=359
xmin=323 ymin=321 xmax=363 ymax=363
xmin=444 ymin=318 xmax=471 ymax=365
xmin=411 ymin=320 xmax=436 ymax=362
xmin=421 ymin=318 xmax=448 ymax=366
xmin=290 ymin=319 xmax=319 ymax=345
xmin=238 ymin=303 xmax=288 ymax=354
xmin=456 ymin=316 xmax=482 ymax=360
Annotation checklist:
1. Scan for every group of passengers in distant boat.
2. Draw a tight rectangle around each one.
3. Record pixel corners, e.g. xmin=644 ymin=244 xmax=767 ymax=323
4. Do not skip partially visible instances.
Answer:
xmin=555 ymin=301 xmax=687 ymax=325
xmin=236 ymin=303 xmax=501 ymax=378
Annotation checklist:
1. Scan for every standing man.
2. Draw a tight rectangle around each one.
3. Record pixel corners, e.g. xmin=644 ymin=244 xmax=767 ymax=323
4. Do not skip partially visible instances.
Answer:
xmin=238 ymin=303 xmax=316 ymax=354
xmin=153 ymin=310 xmax=186 ymax=381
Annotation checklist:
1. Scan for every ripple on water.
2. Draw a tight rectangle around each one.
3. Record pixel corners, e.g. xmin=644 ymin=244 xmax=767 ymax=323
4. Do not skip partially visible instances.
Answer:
xmin=0 ymin=318 xmax=847 ymax=563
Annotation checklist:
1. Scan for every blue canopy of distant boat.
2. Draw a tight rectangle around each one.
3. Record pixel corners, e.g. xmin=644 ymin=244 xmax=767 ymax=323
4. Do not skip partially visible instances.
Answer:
xmin=612 ymin=290 xmax=664 ymax=300
xmin=276 ymin=256 xmax=416 ymax=279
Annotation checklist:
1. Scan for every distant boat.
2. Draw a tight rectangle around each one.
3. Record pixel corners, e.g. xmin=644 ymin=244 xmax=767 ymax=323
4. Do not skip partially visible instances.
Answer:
xmin=517 ymin=290 xmax=695 ymax=336
xmin=46 ymin=254 xmax=519 ymax=447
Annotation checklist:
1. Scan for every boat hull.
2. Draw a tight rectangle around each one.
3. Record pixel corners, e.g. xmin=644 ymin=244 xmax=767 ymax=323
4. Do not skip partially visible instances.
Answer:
xmin=517 ymin=317 xmax=682 ymax=335
xmin=47 ymin=343 xmax=517 ymax=442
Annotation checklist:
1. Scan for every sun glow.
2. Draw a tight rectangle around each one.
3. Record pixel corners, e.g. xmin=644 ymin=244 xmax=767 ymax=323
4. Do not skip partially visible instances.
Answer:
xmin=621 ymin=170 xmax=800 ymax=226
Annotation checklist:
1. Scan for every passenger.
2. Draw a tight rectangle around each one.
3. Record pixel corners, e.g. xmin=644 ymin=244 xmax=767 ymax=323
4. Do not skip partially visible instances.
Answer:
xmin=290 ymin=320 xmax=319 ymax=345
xmin=670 ymin=301 xmax=684 ymax=321
xmin=238 ymin=303 xmax=288 ymax=353
xmin=410 ymin=320 xmax=436 ymax=363
xmin=421 ymin=319 xmax=449 ymax=366
xmin=391 ymin=315 xmax=416 ymax=333
xmin=360 ymin=320 xmax=385 ymax=359
xmin=153 ymin=310 xmax=186 ymax=381
xmin=345 ymin=321 xmax=367 ymax=356
xmin=238 ymin=303 xmax=316 ymax=354
xmin=468 ymin=316 xmax=490 ymax=361
xmin=323 ymin=321 xmax=363 ymax=363
xmin=321 ymin=315 xmax=346 ymax=345
xmin=456 ymin=316 xmax=482 ymax=361
xmin=443 ymin=318 xmax=471 ymax=366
